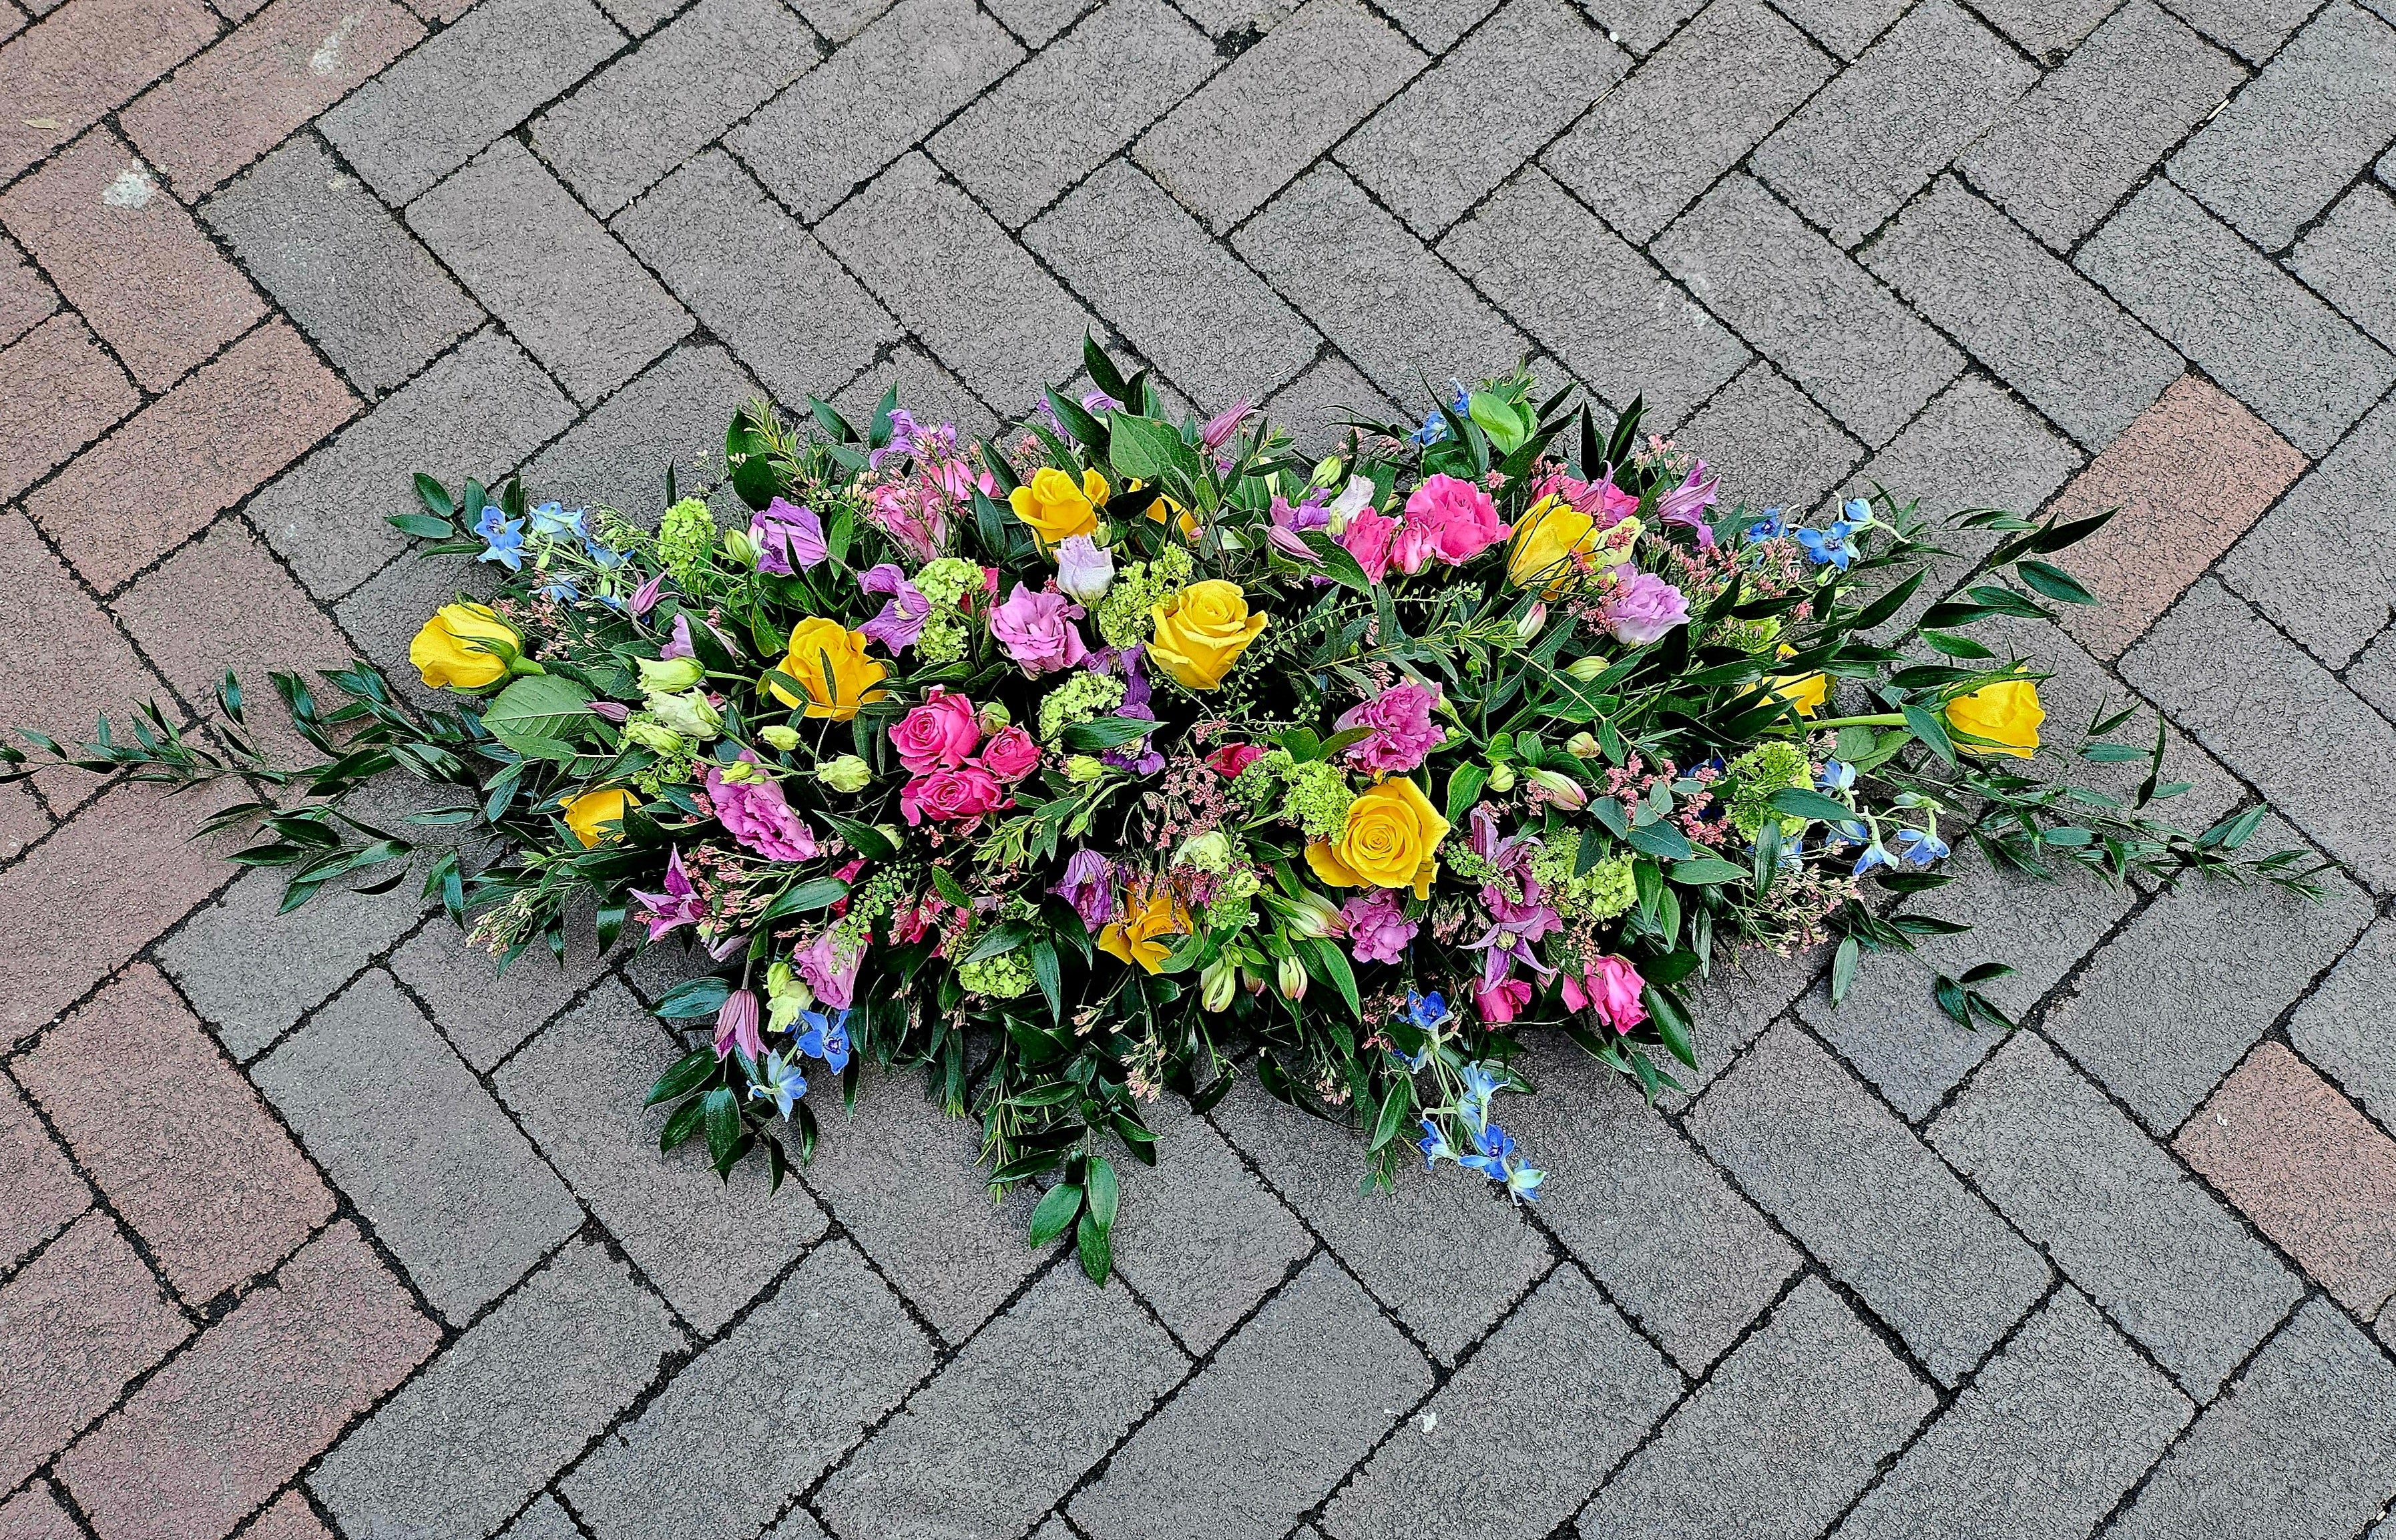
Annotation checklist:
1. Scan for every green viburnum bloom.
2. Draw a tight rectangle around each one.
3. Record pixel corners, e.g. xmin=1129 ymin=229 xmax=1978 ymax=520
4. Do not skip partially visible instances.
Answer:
xmin=1096 ymin=545 xmax=1194 ymax=649
xmin=1037 ymin=672 xmax=1128 ymax=742
xmin=1728 ymin=740 xmax=1811 ymax=840
xmin=1527 ymin=830 xmax=1636 ymax=921
xmin=1276 ymin=758 xmax=1355 ymax=841
xmin=958 ymin=952 xmax=1035 ymax=999
xmin=658 ymin=498 xmax=716 ymax=587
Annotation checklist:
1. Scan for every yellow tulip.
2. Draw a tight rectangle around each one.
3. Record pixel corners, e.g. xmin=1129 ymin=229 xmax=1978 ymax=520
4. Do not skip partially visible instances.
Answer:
xmin=772 ymin=618 xmax=888 ymax=720
xmin=1098 ymin=882 xmax=1192 ymax=973
xmin=1768 ymin=647 xmax=1829 ymax=718
xmin=1008 ymin=465 xmax=1108 ymax=553
xmin=561 ymin=787 xmax=638 ymax=848
xmin=1507 ymin=494 xmax=1598 ymax=595
xmin=1305 ymin=776 xmax=1449 ymax=900
xmin=1148 ymin=579 xmax=1268 ymax=692
xmin=1945 ymin=679 xmax=2044 ymax=758
xmin=409 ymin=602 xmax=518 ymax=691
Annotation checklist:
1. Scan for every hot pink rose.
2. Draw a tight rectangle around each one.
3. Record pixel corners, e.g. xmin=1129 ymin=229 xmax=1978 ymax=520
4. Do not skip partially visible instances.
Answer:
xmin=1399 ymin=474 xmax=1509 ymax=570
xmin=1340 ymin=505 xmax=1399 ymax=583
xmin=900 ymin=766 xmax=1009 ymax=826
xmin=1335 ymin=682 xmax=1443 ymax=775
xmin=1473 ymin=976 xmax=1533 ymax=1024
xmin=890 ymin=687 xmax=981 ymax=772
xmin=977 ymin=724 xmax=1041 ymax=782
xmin=1341 ymin=888 xmax=1417 ymax=965
xmin=1206 ymin=742 xmax=1266 ymax=778
xmin=1561 ymin=955 xmax=1647 ymax=1033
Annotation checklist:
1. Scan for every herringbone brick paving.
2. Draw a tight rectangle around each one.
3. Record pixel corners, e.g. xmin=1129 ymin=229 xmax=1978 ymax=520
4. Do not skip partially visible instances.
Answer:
xmin=2 ymin=0 xmax=2395 ymax=1529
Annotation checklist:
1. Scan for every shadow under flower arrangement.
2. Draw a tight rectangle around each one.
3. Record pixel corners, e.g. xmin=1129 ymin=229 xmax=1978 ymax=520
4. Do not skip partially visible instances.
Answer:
xmin=13 ymin=344 xmax=2323 ymax=1284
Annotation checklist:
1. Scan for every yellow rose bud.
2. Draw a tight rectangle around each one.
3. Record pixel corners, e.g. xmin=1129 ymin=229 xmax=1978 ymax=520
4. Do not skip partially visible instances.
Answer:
xmin=409 ymin=602 xmax=518 ymax=691
xmin=1008 ymin=465 xmax=1108 ymax=553
xmin=1304 ymin=776 xmax=1449 ymax=900
xmin=772 ymin=618 xmax=888 ymax=720
xmin=1098 ymin=882 xmax=1192 ymax=974
xmin=816 ymin=754 xmax=872 ymax=792
xmin=1507 ymin=494 xmax=1600 ymax=597
xmin=561 ymin=787 xmax=637 ymax=848
xmin=1945 ymin=679 xmax=2044 ymax=758
xmin=759 ymin=724 xmax=802 ymax=752
xmin=1148 ymin=579 xmax=1268 ymax=692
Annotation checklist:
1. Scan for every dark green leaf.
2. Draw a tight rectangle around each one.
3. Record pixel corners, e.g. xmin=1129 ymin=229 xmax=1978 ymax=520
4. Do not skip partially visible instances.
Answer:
xmin=646 ymin=1048 xmax=718 ymax=1107
xmin=655 ymin=975 xmax=731 ymax=1019
xmin=1028 ymin=1182 xmax=1082 ymax=1248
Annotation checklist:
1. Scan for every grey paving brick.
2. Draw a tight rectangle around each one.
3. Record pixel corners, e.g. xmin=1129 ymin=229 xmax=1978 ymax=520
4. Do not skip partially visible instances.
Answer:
xmin=388 ymin=908 xmax=616 ymax=1072
xmin=2353 ymin=623 xmax=2396 ymax=720
xmin=1497 ymin=1045 xmax=1797 ymax=1372
xmin=2108 ymin=1298 xmax=2396 ymax=1540
xmin=2292 ymin=183 xmax=2396 ymax=348
xmin=1134 ymin=0 xmax=1423 ymax=232
xmin=1322 ymin=1264 xmax=1678 ymax=1540
xmin=1969 ymin=0 xmax=2120 ymax=55
xmin=930 ymin=0 xmax=1218 ymax=229
xmin=1752 ymin=0 xmax=2035 ymax=247
xmin=2170 ymin=2 xmax=2396 ymax=253
xmin=252 ymin=969 xmax=582 ymax=1323
xmin=832 ymin=342 xmax=998 ymax=441
xmin=2288 ymin=918 xmax=2396 ymax=1129
xmin=530 ymin=0 xmax=818 ymax=220
xmin=1688 ymin=1024 xmax=2050 ymax=1384
xmin=816 ymin=153 xmax=1094 ymax=411
xmin=312 ymin=1240 xmax=683 ymax=1539
xmin=615 ymin=152 xmax=897 ymax=409
xmin=1662 ymin=942 xmax=1823 ymax=1106
xmin=562 ymin=1240 xmax=931 ymax=1540
xmin=202 ymin=136 xmax=483 ymax=397
xmin=2158 ymin=0 xmax=2316 ymax=61
xmin=2221 ymin=397 xmax=2396 ymax=670
xmin=495 ymin=980 xmax=825 ymax=1332
xmin=1542 ymin=0 xmax=1832 ymax=245
xmin=2123 ymin=579 xmax=2396 ymax=892
xmin=1930 ymin=1032 xmax=2303 ymax=1397
xmin=1069 ymin=1254 xmax=1431 ymax=1540
xmin=1339 ymin=0 xmax=1624 ymax=237
xmin=157 ymin=866 xmax=424 ymax=1060
xmin=2078 ymin=179 xmax=2395 ymax=456
xmin=1026 ymin=160 xmax=1319 ymax=408
xmin=1865 ymin=176 xmax=2182 ymax=449
xmin=1768 ymin=0 xmax=1903 ymax=56
xmin=799 ymin=1064 xmax=1043 ymax=1344
xmin=1831 ymin=1286 xmax=2190 ymax=1540
xmin=816 ymin=1263 xmax=1188 ymax=1540
xmin=730 ymin=0 xmax=1021 ymax=222
xmin=781 ymin=0 xmax=893 ymax=43
xmin=768 ymin=1513 xmax=832 ymax=1540
xmin=408 ymin=140 xmax=692 ymax=406
xmin=320 ymin=0 xmax=626 ymax=204
xmin=1209 ymin=1072 xmax=1550 ymax=1364
xmin=1673 ymin=362 xmax=1863 ymax=509
xmin=1579 ymin=1277 xmax=1935 ymax=1540
xmin=2046 ymin=820 xmax=2372 ymax=1133
xmin=1957 ymin=1 xmax=2243 ymax=251
xmin=1103 ymin=1094 xmax=1311 ymax=1354
xmin=1442 ymin=168 xmax=1748 ymax=427
xmin=1234 ymin=166 xmax=1529 ymax=411
xmin=1369 ymin=0 xmax=1495 ymax=49
xmin=497 ymin=1495 xmax=579 ymax=1540
xmin=1654 ymin=174 xmax=1961 ymax=447
xmin=1264 ymin=354 xmax=1397 ymax=451
xmin=245 ymin=327 xmax=575 ymax=601
xmin=523 ymin=342 xmax=762 ymax=517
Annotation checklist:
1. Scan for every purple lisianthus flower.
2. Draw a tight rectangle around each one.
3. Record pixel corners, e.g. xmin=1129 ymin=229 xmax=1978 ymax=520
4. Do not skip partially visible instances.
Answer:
xmin=1081 ymin=388 xmax=1121 ymax=414
xmin=661 ymin=611 xmax=698 ymax=662
xmin=858 ymin=563 xmax=931 ymax=651
xmin=1653 ymin=462 xmax=1720 ymax=548
xmin=1341 ymin=888 xmax=1417 ymax=965
xmin=794 ymin=929 xmax=861 ymax=1010
xmin=704 ymin=754 xmax=820 ymax=862
xmin=1335 ymin=682 xmax=1443 ymax=775
xmin=751 ymin=497 xmax=828 ymax=575
xmin=989 ymin=582 xmax=1089 ymax=675
xmin=1601 ymin=571 xmax=1690 ymax=646
xmin=1054 ymin=535 xmax=1114 ymax=604
xmin=1052 ymin=848 xmax=1116 ymax=929
xmin=630 ymin=846 xmax=706 ymax=943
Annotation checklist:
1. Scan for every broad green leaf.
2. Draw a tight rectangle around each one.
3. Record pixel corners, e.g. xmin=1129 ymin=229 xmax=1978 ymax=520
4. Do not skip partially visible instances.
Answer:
xmin=1028 ymin=1183 xmax=1082 ymax=1247
xmin=481 ymin=674 xmax=594 ymax=756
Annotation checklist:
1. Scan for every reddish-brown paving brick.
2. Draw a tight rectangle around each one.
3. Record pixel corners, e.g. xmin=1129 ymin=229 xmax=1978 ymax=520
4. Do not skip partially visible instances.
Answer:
xmin=61 ymin=1220 xmax=437 ymax=1540
xmin=2178 ymin=1041 xmax=2396 ymax=1321
xmin=0 ymin=1481 xmax=82 ymax=1540
xmin=0 ymin=233 xmax=57 ymax=347
xmin=0 ymin=775 xmax=247 ymax=1033
xmin=0 ymin=1078 xmax=88 ymax=1271
xmin=0 ymin=508 xmax=170 ymax=776
xmin=0 ymin=3 xmax=21 ymax=42
xmin=0 ymin=1210 xmax=189 ymax=1491
xmin=23 ymin=320 xmax=356 ymax=591
xmin=119 ymin=0 xmax=424 ymax=195
xmin=17 ymin=963 xmax=334 ymax=1306
xmin=0 ymin=314 xmax=137 ymax=499
xmin=0 ymin=0 xmax=220 ymax=180
xmin=238 ymin=1494 xmax=332 ymax=1540
xmin=2048 ymin=374 xmax=2308 ymax=661
xmin=0 ymin=127 xmax=264 ymax=391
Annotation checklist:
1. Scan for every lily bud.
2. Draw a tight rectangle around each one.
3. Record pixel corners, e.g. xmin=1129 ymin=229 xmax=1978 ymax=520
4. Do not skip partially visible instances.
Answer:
xmin=1485 ymin=760 xmax=1517 ymax=793
xmin=722 ymin=527 xmax=760 ymax=568
xmin=758 ymin=724 xmax=801 ymax=752
xmin=638 ymin=655 xmax=705 ymax=694
xmin=1566 ymin=732 xmax=1600 ymax=758
xmin=1565 ymin=656 xmax=1609 ymax=681
xmin=1199 ymin=956 xmax=1238 ymax=1013
xmin=815 ymin=754 xmax=872 ymax=792
xmin=1516 ymin=602 xmax=1547 ymax=642
xmin=1526 ymin=767 xmax=1589 ymax=809
xmin=1277 ymin=953 xmax=1308 ymax=1001
xmin=1284 ymin=888 xmax=1346 ymax=939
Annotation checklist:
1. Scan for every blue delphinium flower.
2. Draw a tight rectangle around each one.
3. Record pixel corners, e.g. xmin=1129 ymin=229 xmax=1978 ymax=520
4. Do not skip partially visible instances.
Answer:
xmin=1503 ymin=1164 xmax=1544 ymax=1202
xmin=1842 ymin=497 xmax=1872 ymax=523
xmin=1457 ymin=1121 xmax=1516 ymax=1180
xmin=1417 ymin=1117 xmax=1459 ymax=1172
xmin=1747 ymin=507 xmax=1787 ymax=543
xmin=1853 ymin=842 xmax=1898 ymax=878
xmin=794 ymin=1007 xmax=851 ymax=1072
xmin=1794 ymin=521 xmax=1855 ymax=570
xmin=1820 ymin=759 xmax=1857 ymax=793
xmin=1400 ymin=991 xmax=1450 ymax=1035
xmin=529 ymin=501 xmax=585 ymax=539
xmin=1458 ymin=1063 xmax=1502 ymax=1127
xmin=584 ymin=535 xmax=628 ymax=570
xmin=537 ymin=579 xmax=579 ymax=603
xmin=1893 ymin=828 xmax=1949 ymax=868
xmin=474 ymin=506 xmax=524 ymax=571
xmin=750 ymin=1050 xmax=808 ymax=1119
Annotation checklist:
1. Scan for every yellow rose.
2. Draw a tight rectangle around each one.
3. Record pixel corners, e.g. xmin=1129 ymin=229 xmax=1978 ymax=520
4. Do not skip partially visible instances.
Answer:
xmin=1131 ymin=479 xmax=1200 ymax=541
xmin=1768 ymin=646 xmax=1829 ymax=718
xmin=1098 ymin=882 xmax=1191 ymax=974
xmin=1945 ymin=679 xmax=2044 ymax=758
xmin=561 ymin=787 xmax=638 ymax=848
xmin=1148 ymin=579 xmax=1268 ymax=691
xmin=1009 ymin=465 xmax=1108 ymax=552
xmin=1507 ymin=494 xmax=1598 ymax=595
xmin=1305 ymin=776 xmax=1449 ymax=900
xmin=409 ymin=602 xmax=518 ymax=691
xmin=772 ymin=618 xmax=888 ymax=720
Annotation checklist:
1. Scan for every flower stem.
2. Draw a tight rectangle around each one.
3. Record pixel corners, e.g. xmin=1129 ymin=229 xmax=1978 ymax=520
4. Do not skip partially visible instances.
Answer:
xmin=1809 ymin=712 xmax=1907 ymax=730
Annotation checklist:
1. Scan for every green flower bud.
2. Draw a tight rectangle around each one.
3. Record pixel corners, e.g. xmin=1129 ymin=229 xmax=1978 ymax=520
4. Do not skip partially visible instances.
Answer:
xmin=1566 ymin=732 xmax=1601 ymax=758
xmin=717 ymin=758 xmax=768 ymax=786
xmin=1173 ymin=830 xmax=1232 ymax=872
xmin=1199 ymin=955 xmax=1238 ymax=1012
xmin=976 ymin=700 xmax=1012 ymax=732
xmin=1485 ymin=760 xmax=1517 ymax=793
xmin=1310 ymin=455 xmax=1342 ymax=488
xmin=1276 ymin=953 xmax=1308 ymax=1001
xmin=1526 ymin=767 xmax=1589 ymax=809
xmin=722 ymin=527 xmax=760 ymax=568
xmin=1064 ymin=754 xmax=1106 ymax=782
xmin=638 ymin=656 xmax=705 ymax=694
xmin=1517 ymin=601 xmax=1547 ymax=641
xmin=648 ymin=688 xmax=720 ymax=740
xmin=624 ymin=721 xmax=686 ymax=754
xmin=816 ymin=754 xmax=872 ymax=793
xmin=1284 ymin=888 xmax=1344 ymax=939
xmin=759 ymin=724 xmax=801 ymax=752
xmin=1565 ymin=656 xmax=1609 ymax=681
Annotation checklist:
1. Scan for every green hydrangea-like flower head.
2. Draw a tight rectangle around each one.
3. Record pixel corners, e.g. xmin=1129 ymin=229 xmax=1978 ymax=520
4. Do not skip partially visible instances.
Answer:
xmin=1728 ymin=740 xmax=1812 ymax=840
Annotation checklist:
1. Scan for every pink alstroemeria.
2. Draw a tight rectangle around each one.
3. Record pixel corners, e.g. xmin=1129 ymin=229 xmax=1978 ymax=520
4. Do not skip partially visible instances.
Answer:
xmin=1200 ymin=399 xmax=1254 ymax=451
xmin=628 ymin=571 xmax=666 ymax=617
xmin=630 ymin=846 xmax=706 ymax=943
xmin=714 ymin=987 xmax=763 ymax=1061
xmin=1652 ymin=462 xmax=1720 ymax=547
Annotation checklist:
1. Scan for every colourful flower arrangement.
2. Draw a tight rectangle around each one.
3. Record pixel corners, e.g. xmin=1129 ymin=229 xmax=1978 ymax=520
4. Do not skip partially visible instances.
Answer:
xmin=12 ymin=346 xmax=2319 ymax=1282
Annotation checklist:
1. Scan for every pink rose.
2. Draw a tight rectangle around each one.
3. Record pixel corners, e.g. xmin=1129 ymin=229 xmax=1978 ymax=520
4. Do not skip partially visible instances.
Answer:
xmin=1473 ymin=976 xmax=1533 ymax=1024
xmin=977 ymin=724 xmax=1041 ymax=782
xmin=1399 ymin=474 xmax=1510 ymax=569
xmin=900 ymin=766 xmax=1009 ymax=826
xmin=1335 ymin=682 xmax=1443 ymax=775
xmin=1601 ymin=571 xmax=1690 ymax=646
xmin=1536 ymin=470 xmax=1641 ymax=530
xmin=704 ymin=756 xmax=819 ymax=862
xmin=1561 ymin=955 xmax=1648 ymax=1033
xmin=989 ymin=582 xmax=1088 ymax=675
xmin=890 ymin=687 xmax=981 ymax=772
xmin=1340 ymin=505 xmax=1399 ymax=583
xmin=1341 ymin=888 xmax=1417 ymax=965
xmin=1206 ymin=743 xmax=1265 ymax=778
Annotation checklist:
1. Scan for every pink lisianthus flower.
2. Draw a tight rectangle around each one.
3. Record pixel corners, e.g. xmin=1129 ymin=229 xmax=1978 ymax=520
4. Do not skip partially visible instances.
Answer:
xmin=1340 ymin=505 xmax=1399 ymax=583
xmin=989 ymin=582 xmax=1089 ymax=675
xmin=704 ymin=757 xmax=819 ymax=862
xmin=1561 ymin=955 xmax=1648 ymax=1033
xmin=1341 ymin=888 xmax=1417 ymax=965
xmin=1397 ymin=473 xmax=1511 ymax=570
xmin=900 ymin=766 xmax=1009 ymax=826
xmin=1601 ymin=571 xmax=1690 ymax=646
xmin=794 ymin=929 xmax=861 ymax=1010
xmin=1335 ymin=682 xmax=1444 ymax=774
xmin=889 ymin=686 xmax=981 ymax=772
xmin=977 ymin=724 xmax=1042 ymax=782
xmin=1473 ymin=976 xmax=1534 ymax=1024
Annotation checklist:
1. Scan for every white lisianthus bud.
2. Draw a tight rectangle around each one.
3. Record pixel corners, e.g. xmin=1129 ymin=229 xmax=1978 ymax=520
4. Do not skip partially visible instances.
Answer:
xmin=717 ymin=757 xmax=768 ymax=786
xmin=1053 ymin=535 xmax=1115 ymax=604
xmin=1310 ymin=456 xmax=1343 ymax=489
xmin=624 ymin=721 xmax=686 ymax=753
xmin=1565 ymin=656 xmax=1609 ymax=681
xmin=758 ymin=724 xmax=801 ymax=752
xmin=1064 ymin=754 xmax=1106 ymax=782
xmin=722 ymin=527 xmax=760 ymax=568
xmin=815 ymin=754 xmax=871 ymax=792
xmin=638 ymin=655 xmax=705 ymax=694
xmin=976 ymin=700 xmax=1012 ymax=733
xmin=648 ymin=688 xmax=720 ymax=740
